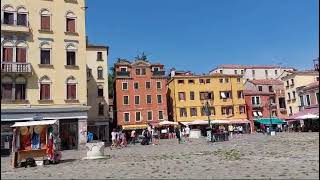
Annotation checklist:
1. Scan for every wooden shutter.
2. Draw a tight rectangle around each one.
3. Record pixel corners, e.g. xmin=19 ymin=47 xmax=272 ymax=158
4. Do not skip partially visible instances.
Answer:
xmin=41 ymin=84 xmax=50 ymax=100
xmin=67 ymin=18 xmax=75 ymax=32
xmin=2 ymin=84 xmax=12 ymax=100
xmin=3 ymin=48 xmax=13 ymax=62
xmin=200 ymin=92 xmax=205 ymax=100
xmin=71 ymin=85 xmax=76 ymax=99
xmin=41 ymin=16 xmax=50 ymax=30
xmin=16 ymin=48 xmax=26 ymax=63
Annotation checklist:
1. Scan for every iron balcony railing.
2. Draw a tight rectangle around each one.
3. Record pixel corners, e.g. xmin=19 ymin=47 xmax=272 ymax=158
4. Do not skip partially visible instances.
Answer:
xmin=116 ymin=71 xmax=130 ymax=77
xmin=1 ymin=62 xmax=32 ymax=73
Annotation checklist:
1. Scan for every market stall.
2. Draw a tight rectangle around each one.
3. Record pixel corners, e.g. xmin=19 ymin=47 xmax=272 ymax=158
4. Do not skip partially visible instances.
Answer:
xmin=10 ymin=120 xmax=61 ymax=168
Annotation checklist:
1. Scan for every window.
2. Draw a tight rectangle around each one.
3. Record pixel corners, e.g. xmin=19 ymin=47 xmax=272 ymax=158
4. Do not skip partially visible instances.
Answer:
xmin=178 ymin=80 xmax=184 ymax=84
xmin=16 ymin=47 xmax=27 ymax=63
xmin=40 ymin=9 xmax=51 ymax=30
xmin=135 ymin=112 xmax=141 ymax=121
xmin=146 ymin=81 xmax=151 ymax=89
xmin=237 ymin=91 xmax=244 ymax=99
xmin=135 ymin=68 xmax=141 ymax=75
xmin=66 ymin=77 xmax=77 ymax=100
xmin=66 ymin=12 xmax=76 ymax=32
xmin=17 ymin=12 xmax=27 ymax=26
xmin=97 ymin=67 xmax=103 ymax=79
xmin=159 ymin=111 xmax=164 ymax=120
xmin=66 ymin=51 xmax=76 ymax=66
xmin=180 ymin=108 xmax=187 ymax=117
xmin=141 ymin=68 xmax=146 ymax=75
xmin=222 ymin=106 xmax=233 ymax=115
xmin=305 ymin=95 xmax=311 ymax=106
xmin=188 ymin=79 xmax=195 ymax=84
xmin=252 ymin=70 xmax=255 ymax=75
xmin=147 ymin=111 xmax=153 ymax=121
xmin=2 ymin=47 xmax=13 ymax=62
xmin=178 ymin=92 xmax=186 ymax=101
xmin=97 ymin=86 xmax=103 ymax=97
xmin=265 ymin=70 xmax=268 ymax=77
xmin=134 ymin=82 xmax=139 ymax=90
xmin=289 ymin=106 xmax=293 ymax=115
xmin=234 ymin=70 xmax=238 ymax=74
xmin=134 ymin=96 xmax=140 ymax=105
xmin=97 ymin=52 xmax=103 ymax=60
xmin=200 ymin=92 xmax=214 ymax=100
xmin=220 ymin=70 xmax=223 ymax=74
xmin=1 ymin=77 xmax=13 ymax=101
xmin=122 ymin=82 xmax=128 ymax=90
xmin=39 ymin=76 xmax=51 ymax=100
xmin=156 ymin=81 xmax=161 ymax=89
xmin=225 ymin=78 xmax=229 ymax=83
xmin=288 ymin=93 xmax=291 ymax=100
xmin=239 ymin=106 xmax=246 ymax=114
xmin=3 ymin=11 xmax=14 ymax=25
xmin=237 ymin=78 xmax=241 ymax=83
xmin=152 ymin=67 xmax=159 ymax=72
xmin=275 ymin=70 xmax=278 ymax=76
xmin=268 ymin=86 xmax=273 ymax=92
xmin=146 ymin=95 xmax=152 ymax=104
xmin=241 ymin=70 xmax=244 ymax=74
xmin=199 ymin=79 xmax=204 ymax=84
xmin=251 ymin=96 xmax=260 ymax=105
xmin=98 ymin=103 xmax=104 ymax=115
xmin=220 ymin=91 xmax=232 ymax=99
xmin=206 ymin=79 xmax=210 ymax=83
xmin=219 ymin=79 xmax=224 ymax=83
xmin=190 ymin=91 xmax=195 ymax=100
xmin=124 ymin=113 xmax=130 ymax=122
xmin=291 ymin=79 xmax=294 ymax=86
xmin=123 ymin=96 xmax=129 ymax=105
xmin=15 ymin=83 xmax=26 ymax=100
xmin=317 ymin=93 xmax=320 ymax=105
xmin=299 ymin=96 xmax=304 ymax=107
xmin=279 ymin=97 xmax=286 ymax=108
xmin=190 ymin=108 xmax=197 ymax=116
xmin=292 ymin=91 xmax=296 ymax=99
xmin=317 ymin=77 xmax=319 ymax=81
xmin=157 ymin=95 xmax=162 ymax=104
xmin=286 ymin=80 xmax=289 ymax=86
xmin=120 ymin=67 xmax=127 ymax=72
xmin=40 ymin=49 xmax=50 ymax=64
xmin=258 ymin=86 xmax=263 ymax=91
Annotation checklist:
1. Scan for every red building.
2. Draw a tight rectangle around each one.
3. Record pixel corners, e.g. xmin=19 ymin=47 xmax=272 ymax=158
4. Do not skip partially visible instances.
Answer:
xmin=114 ymin=59 xmax=168 ymax=130
xmin=244 ymin=90 xmax=276 ymax=132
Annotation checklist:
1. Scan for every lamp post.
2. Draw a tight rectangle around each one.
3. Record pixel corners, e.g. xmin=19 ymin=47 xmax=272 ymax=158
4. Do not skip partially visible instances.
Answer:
xmin=269 ymin=98 xmax=273 ymax=133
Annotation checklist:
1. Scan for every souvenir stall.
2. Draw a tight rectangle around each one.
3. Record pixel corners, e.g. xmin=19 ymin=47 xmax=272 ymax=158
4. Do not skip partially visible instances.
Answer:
xmin=10 ymin=120 xmax=61 ymax=168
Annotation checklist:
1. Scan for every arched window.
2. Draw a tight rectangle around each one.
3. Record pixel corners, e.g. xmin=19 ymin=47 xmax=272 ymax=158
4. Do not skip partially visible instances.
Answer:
xmin=98 ymin=102 xmax=104 ymax=116
xmin=65 ymin=11 xmax=76 ymax=33
xmin=39 ymin=76 xmax=51 ymax=100
xmin=97 ymin=66 xmax=103 ymax=79
xmin=1 ymin=40 xmax=14 ymax=62
xmin=66 ymin=43 xmax=77 ymax=66
xmin=16 ymin=41 xmax=28 ymax=63
xmin=2 ymin=5 xmax=15 ymax=25
xmin=40 ymin=9 xmax=51 ymax=30
xmin=1 ymin=76 xmax=13 ymax=101
xmin=16 ymin=6 xmax=28 ymax=26
xmin=66 ymin=76 xmax=77 ymax=100
xmin=97 ymin=85 xmax=104 ymax=97
xmin=40 ymin=41 xmax=51 ymax=64
xmin=15 ymin=76 xmax=27 ymax=100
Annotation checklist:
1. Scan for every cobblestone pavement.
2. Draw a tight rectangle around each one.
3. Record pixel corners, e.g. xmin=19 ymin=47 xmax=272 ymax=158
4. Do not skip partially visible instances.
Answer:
xmin=1 ymin=132 xmax=319 ymax=179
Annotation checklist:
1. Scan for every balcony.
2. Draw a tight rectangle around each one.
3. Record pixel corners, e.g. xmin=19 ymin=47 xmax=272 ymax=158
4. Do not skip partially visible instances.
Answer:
xmin=1 ymin=63 xmax=32 ymax=74
xmin=252 ymin=104 xmax=263 ymax=109
xmin=152 ymin=71 xmax=166 ymax=76
xmin=1 ymin=20 xmax=31 ymax=34
xmin=116 ymin=71 xmax=130 ymax=77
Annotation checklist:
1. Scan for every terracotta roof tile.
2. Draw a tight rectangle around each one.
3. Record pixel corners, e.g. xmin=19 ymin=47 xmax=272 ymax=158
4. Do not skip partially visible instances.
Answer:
xmin=248 ymin=79 xmax=284 ymax=85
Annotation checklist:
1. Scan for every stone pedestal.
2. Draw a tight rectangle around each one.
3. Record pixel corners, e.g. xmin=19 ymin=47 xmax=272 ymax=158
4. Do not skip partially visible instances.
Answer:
xmin=83 ymin=141 xmax=106 ymax=160
xmin=78 ymin=119 xmax=87 ymax=149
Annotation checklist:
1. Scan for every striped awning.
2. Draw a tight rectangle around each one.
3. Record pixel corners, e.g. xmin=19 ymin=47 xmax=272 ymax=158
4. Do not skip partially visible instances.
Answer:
xmin=122 ymin=124 xmax=147 ymax=130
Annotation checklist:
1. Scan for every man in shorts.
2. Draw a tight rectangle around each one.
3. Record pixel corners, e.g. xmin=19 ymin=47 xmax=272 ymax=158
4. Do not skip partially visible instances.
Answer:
xmin=111 ymin=129 xmax=117 ymax=149
xmin=184 ymin=125 xmax=190 ymax=142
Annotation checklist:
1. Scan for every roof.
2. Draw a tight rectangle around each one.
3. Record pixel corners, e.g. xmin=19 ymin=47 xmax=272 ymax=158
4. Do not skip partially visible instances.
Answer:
xmin=248 ymin=79 xmax=284 ymax=85
xmin=298 ymin=81 xmax=319 ymax=91
xmin=281 ymin=70 xmax=319 ymax=80
xmin=211 ymin=64 xmax=295 ymax=71
xmin=86 ymin=44 xmax=109 ymax=50
xmin=244 ymin=90 xmax=275 ymax=96
xmin=114 ymin=60 xmax=164 ymax=67
xmin=171 ymin=73 xmax=243 ymax=79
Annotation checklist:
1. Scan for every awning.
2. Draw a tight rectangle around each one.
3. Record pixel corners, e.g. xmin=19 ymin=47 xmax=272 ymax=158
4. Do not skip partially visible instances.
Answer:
xmin=286 ymin=107 xmax=319 ymax=120
xmin=10 ymin=120 xmax=58 ymax=127
xmin=122 ymin=124 xmax=147 ymax=130
xmin=211 ymin=120 xmax=230 ymax=124
xmin=255 ymin=118 xmax=285 ymax=125
xmin=228 ymin=119 xmax=251 ymax=124
xmin=159 ymin=121 xmax=178 ymax=126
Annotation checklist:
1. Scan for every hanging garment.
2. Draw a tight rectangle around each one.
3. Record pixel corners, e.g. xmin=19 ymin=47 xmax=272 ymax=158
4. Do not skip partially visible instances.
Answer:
xmin=20 ymin=128 xmax=31 ymax=150
xmin=46 ymin=133 xmax=54 ymax=160
xmin=31 ymin=130 xmax=40 ymax=150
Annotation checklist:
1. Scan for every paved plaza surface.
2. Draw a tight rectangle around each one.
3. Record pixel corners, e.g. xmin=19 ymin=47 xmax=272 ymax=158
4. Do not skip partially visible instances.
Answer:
xmin=1 ymin=132 xmax=319 ymax=179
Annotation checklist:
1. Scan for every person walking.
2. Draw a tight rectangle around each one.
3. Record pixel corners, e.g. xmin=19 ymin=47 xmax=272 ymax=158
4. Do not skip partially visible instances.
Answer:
xmin=131 ymin=130 xmax=136 ymax=145
xmin=184 ymin=125 xmax=190 ymax=142
xmin=175 ymin=127 xmax=181 ymax=144
xmin=228 ymin=124 xmax=234 ymax=139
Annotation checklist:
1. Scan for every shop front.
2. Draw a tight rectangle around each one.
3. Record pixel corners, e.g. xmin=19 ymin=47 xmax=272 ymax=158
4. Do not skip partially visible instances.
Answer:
xmin=1 ymin=106 xmax=89 ymax=152
xmin=87 ymin=121 xmax=109 ymax=143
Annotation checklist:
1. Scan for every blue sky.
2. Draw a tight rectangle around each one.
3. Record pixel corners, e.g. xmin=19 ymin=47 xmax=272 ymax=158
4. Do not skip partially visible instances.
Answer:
xmin=86 ymin=0 xmax=319 ymax=74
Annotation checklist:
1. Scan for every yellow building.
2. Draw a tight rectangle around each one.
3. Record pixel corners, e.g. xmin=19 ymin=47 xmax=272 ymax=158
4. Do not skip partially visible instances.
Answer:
xmin=1 ymin=0 xmax=89 ymax=150
xmin=86 ymin=39 xmax=110 ymax=142
xmin=281 ymin=71 xmax=319 ymax=115
xmin=167 ymin=71 xmax=248 ymax=126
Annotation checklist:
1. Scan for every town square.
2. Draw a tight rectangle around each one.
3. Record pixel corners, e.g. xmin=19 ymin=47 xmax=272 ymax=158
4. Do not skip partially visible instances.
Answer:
xmin=1 ymin=0 xmax=319 ymax=179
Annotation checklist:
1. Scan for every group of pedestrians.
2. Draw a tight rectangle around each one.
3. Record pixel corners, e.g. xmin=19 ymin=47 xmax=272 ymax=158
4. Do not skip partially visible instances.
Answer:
xmin=140 ymin=125 xmax=160 ymax=145
xmin=175 ymin=125 xmax=190 ymax=144
xmin=110 ymin=128 xmax=127 ymax=149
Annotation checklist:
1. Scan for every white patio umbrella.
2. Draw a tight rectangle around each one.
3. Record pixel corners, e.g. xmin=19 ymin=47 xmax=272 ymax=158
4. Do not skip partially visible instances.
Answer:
xmin=159 ymin=121 xmax=178 ymax=126
xmin=295 ymin=113 xmax=319 ymax=120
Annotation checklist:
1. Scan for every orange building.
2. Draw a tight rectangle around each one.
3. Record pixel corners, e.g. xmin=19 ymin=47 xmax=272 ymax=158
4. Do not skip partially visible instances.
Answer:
xmin=114 ymin=59 xmax=168 ymax=130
